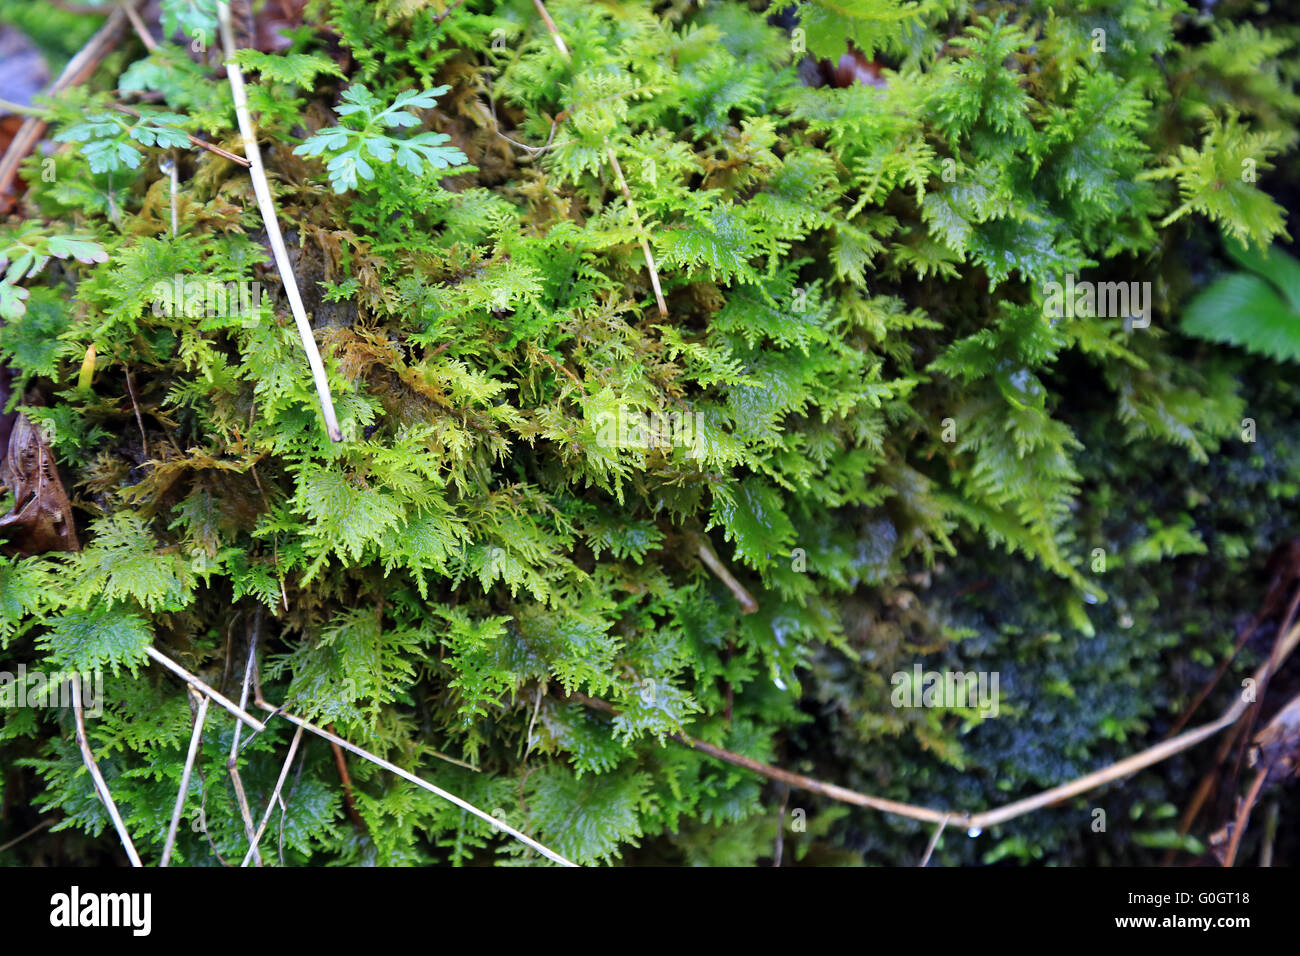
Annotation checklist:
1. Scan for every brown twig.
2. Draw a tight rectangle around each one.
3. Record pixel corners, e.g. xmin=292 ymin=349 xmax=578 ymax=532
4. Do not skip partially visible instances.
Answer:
xmin=432 ymin=0 xmax=466 ymax=23
xmin=1220 ymin=767 xmax=1268 ymax=867
xmin=573 ymin=691 xmax=954 ymax=823
xmin=326 ymin=722 xmax=365 ymax=830
xmin=1163 ymin=587 xmax=1300 ymax=860
xmin=1166 ymin=625 xmax=1259 ymax=739
xmin=182 ymin=134 xmax=249 ymax=166
xmin=0 ymin=3 xmax=135 ymax=212
xmin=0 ymin=818 xmax=55 ymax=854
xmin=695 ymin=537 xmax=758 ymax=614
xmin=528 ymin=342 xmax=582 ymax=386
xmin=120 ymin=0 xmax=157 ymax=52
xmin=1222 ymin=688 xmax=1300 ymax=865
xmin=123 ymin=366 xmax=149 ymax=460
xmin=1164 ymin=719 xmax=1247 ymax=864
xmin=112 ymin=105 xmax=251 ymax=167
xmin=1169 ymin=582 xmax=1300 ymax=738
xmin=568 ymin=624 xmax=1298 ymax=834
xmin=1221 ymin=596 xmax=1300 ymax=827
xmin=969 ymin=698 xmax=1248 ymax=829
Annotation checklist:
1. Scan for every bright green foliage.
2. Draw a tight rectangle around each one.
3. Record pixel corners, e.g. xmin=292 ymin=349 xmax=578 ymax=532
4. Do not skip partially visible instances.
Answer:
xmin=0 ymin=226 xmax=106 ymax=320
xmin=159 ymin=0 xmax=218 ymax=40
xmin=1182 ymin=240 xmax=1300 ymax=362
xmin=293 ymin=85 xmax=468 ymax=192
xmin=229 ymin=51 xmax=345 ymax=88
xmin=1144 ymin=110 xmax=1293 ymax=246
xmin=54 ymin=109 xmax=194 ymax=174
xmin=794 ymin=0 xmax=922 ymax=62
xmin=0 ymin=0 xmax=1298 ymax=867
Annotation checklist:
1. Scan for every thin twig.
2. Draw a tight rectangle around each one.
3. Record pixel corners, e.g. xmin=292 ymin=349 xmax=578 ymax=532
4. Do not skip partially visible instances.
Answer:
xmin=123 ymin=366 xmax=149 ymax=460
xmin=227 ymin=629 xmax=263 ymax=866
xmin=326 ymin=722 xmax=365 ymax=830
xmin=569 ymin=623 xmax=1298 ymax=834
xmin=120 ymin=0 xmax=157 ymax=52
xmin=226 ymin=767 xmax=260 ymax=863
xmin=161 ymin=156 xmax=179 ymax=236
xmin=1221 ymin=687 xmax=1300 ymax=866
xmin=476 ymin=99 xmax=565 ymax=157
xmin=71 ymin=677 xmax=142 ymax=866
xmin=1221 ymin=768 xmax=1268 ymax=867
xmin=695 ymin=537 xmax=758 ymax=614
xmin=0 ymin=4 xmax=133 ymax=211
xmin=112 ymin=104 xmax=251 ymax=167
xmin=145 ymin=645 xmax=266 ymax=732
xmin=1164 ymin=591 xmax=1300 ymax=862
xmin=184 ymin=133 xmax=250 ymax=166
xmin=1169 ymin=582 xmax=1300 ymax=737
xmin=529 ymin=342 xmax=582 ymax=386
xmin=253 ymin=697 xmax=578 ymax=866
xmin=280 ymin=742 xmax=307 ymax=866
xmin=0 ymin=818 xmax=55 ymax=854
xmin=531 ymin=0 xmax=570 ymax=59
xmin=919 ymin=813 xmax=950 ymax=867
xmin=522 ymin=684 xmax=543 ymax=760
xmin=240 ymin=724 xmax=304 ymax=866
xmin=161 ymin=689 xmax=209 ymax=866
xmin=216 ymin=1 xmax=342 ymax=441
xmin=607 ymin=148 xmax=668 ymax=319
xmin=968 ymin=697 xmax=1248 ymax=829
xmin=1165 ymin=720 xmax=1246 ymax=864
xmin=575 ymin=691 xmax=952 ymax=823
xmin=1223 ymin=612 xmax=1300 ymax=802
xmin=432 ymin=0 xmax=466 ymax=23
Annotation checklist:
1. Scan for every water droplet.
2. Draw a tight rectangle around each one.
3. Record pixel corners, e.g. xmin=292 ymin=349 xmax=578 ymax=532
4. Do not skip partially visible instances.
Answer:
xmin=967 ymin=827 xmax=982 ymax=838
xmin=1083 ymin=592 xmax=1099 ymax=605
xmin=773 ymin=675 xmax=788 ymax=691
